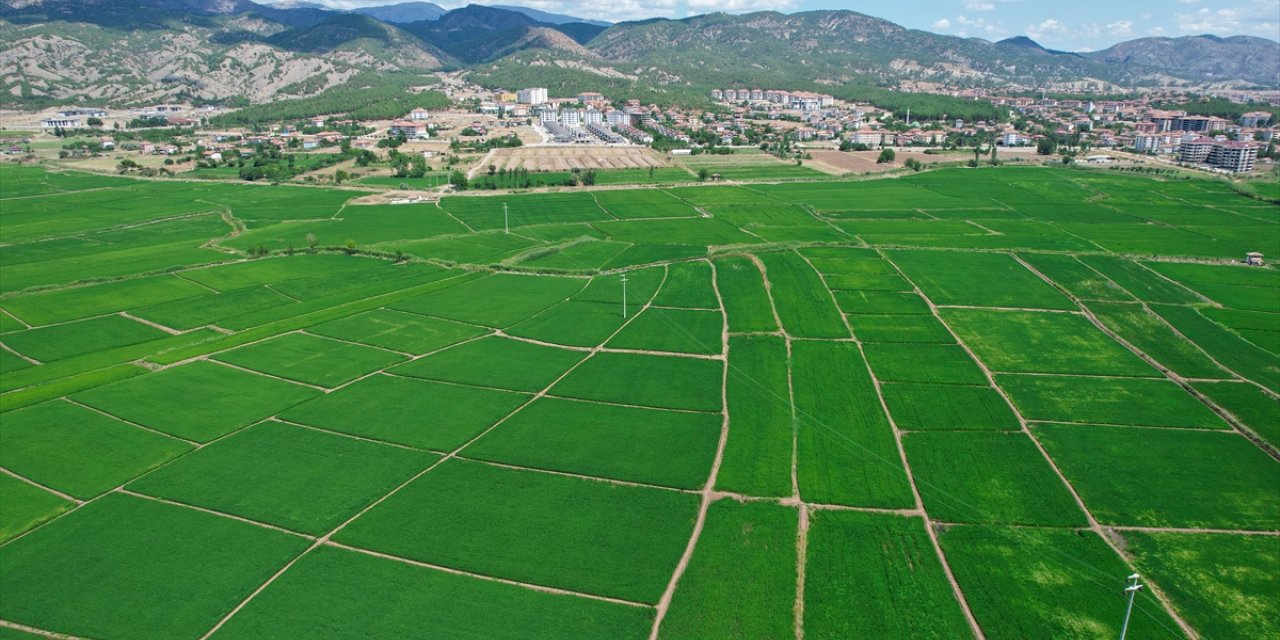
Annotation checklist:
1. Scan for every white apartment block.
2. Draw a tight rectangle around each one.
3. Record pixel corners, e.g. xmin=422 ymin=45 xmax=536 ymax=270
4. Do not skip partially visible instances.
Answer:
xmin=517 ymin=87 xmax=549 ymax=105
xmin=1209 ymin=141 xmax=1259 ymax=172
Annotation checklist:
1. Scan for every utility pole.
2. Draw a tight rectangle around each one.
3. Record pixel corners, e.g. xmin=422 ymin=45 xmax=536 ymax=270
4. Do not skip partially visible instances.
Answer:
xmin=621 ymin=273 xmax=629 ymax=319
xmin=503 ymin=203 xmax=509 ymax=234
xmin=1119 ymin=574 xmax=1143 ymax=640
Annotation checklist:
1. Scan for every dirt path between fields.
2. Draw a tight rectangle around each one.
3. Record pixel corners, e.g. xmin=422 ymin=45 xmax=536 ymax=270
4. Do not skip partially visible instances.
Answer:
xmin=742 ymin=253 xmax=810 ymax=640
xmin=647 ymin=260 xmax=731 ymax=640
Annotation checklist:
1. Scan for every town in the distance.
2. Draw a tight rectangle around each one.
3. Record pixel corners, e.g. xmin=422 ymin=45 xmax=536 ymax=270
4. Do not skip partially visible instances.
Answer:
xmin=12 ymin=74 xmax=1276 ymax=189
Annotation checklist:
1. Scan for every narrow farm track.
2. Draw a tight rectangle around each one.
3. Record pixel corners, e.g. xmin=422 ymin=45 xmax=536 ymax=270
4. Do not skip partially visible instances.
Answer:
xmin=876 ymin=248 xmax=1201 ymax=640
xmin=0 ymin=619 xmax=86 ymax=639
xmin=0 ymin=466 xmax=82 ymax=505
xmin=741 ymin=252 xmax=809 ymax=639
xmin=61 ymin=396 xmax=201 ymax=447
xmin=0 ymin=342 xmax=41 ymax=366
xmin=647 ymin=261 xmax=731 ymax=640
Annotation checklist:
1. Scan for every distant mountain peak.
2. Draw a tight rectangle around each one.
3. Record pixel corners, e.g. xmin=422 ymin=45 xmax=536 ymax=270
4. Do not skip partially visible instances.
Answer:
xmin=353 ymin=1 xmax=444 ymax=24
xmin=998 ymin=36 xmax=1046 ymax=50
xmin=490 ymin=4 xmax=608 ymax=27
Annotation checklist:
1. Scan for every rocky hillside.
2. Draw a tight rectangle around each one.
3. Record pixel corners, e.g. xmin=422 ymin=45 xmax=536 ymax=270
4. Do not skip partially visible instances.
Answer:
xmin=0 ymin=0 xmax=447 ymax=105
xmin=580 ymin=11 xmax=1279 ymax=88
xmin=0 ymin=0 xmax=611 ymax=106
xmin=1087 ymin=35 xmax=1279 ymax=87
xmin=1 ymin=2 xmax=1275 ymax=109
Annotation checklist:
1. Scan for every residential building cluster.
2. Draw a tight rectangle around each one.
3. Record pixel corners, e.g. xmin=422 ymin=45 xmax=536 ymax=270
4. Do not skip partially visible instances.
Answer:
xmin=710 ymin=89 xmax=836 ymax=111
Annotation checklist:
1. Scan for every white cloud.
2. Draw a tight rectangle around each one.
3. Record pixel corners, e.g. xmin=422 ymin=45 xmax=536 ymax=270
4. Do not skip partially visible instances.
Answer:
xmin=686 ymin=0 xmax=796 ymax=10
xmin=1106 ymin=20 xmax=1133 ymax=35
xmin=1174 ymin=0 xmax=1280 ymax=37
xmin=933 ymin=17 xmax=952 ymax=29
xmin=964 ymin=1 xmax=995 ymax=10
xmin=1025 ymin=17 xmax=1067 ymax=41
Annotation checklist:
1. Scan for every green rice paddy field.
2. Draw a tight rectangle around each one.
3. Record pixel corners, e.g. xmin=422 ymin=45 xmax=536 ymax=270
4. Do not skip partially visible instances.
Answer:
xmin=0 ymin=163 xmax=1277 ymax=639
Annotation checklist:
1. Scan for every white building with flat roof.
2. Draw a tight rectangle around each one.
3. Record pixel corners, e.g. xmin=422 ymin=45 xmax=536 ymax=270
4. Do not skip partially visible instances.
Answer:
xmin=41 ymin=117 xmax=81 ymax=129
xmin=517 ymin=88 xmax=548 ymax=105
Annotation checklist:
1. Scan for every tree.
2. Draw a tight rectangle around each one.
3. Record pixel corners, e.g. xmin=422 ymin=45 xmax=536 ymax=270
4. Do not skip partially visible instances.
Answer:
xmin=87 ymin=117 xmax=103 ymax=127
xmin=697 ymin=168 xmax=709 ymax=182
xmin=1036 ymin=137 xmax=1057 ymax=155
xmin=343 ymin=239 xmax=357 ymax=255
xmin=305 ymin=233 xmax=318 ymax=251
xmin=876 ymin=148 xmax=896 ymax=164
xmin=449 ymin=170 xmax=469 ymax=190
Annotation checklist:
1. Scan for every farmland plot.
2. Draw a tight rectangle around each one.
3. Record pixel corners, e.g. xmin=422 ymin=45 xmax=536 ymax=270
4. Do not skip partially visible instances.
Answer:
xmin=757 ymin=251 xmax=847 ymax=339
xmin=552 ymin=352 xmax=723 ymax=412
xmin=465 ymin=397 xmax=720 ymax=489
xmin=659 ymin=501 xmax=797 ymax=639
xmin=0 ymin=473 xmax=73 ymax=543
xmin=881 ymin=382 xmax=1020 ymax=431
xmin=998 ymin=374 xmax=1228 ymax=429
xmin=904 ymin=431 xmax=1086 ymax=526
xmin=607 ymin=307 xmax=722 ymax=355
xmin=441 ymin=192 xmax=609 ymax=230
xmin=212 ymin=546 xmax=652 ymax=639
xmin=308 ymin=308 xmax=486 ymax=354
xmin=939 ymin=525 xmax=1183 ymax=639
xmin=863 ymin=343 xmax=986 ymax=384
xmin=280 ymin=374 xmax=527 ymax=450
xmin=944 ymin=309 xmax=1158 ymax=377
xmin=792 ymin=341 xmax=913 ymax=508
xmin=804 ymin=510 xmax=972 ymax=639
xmin=1 ymin=400 xmax=191 ymax=498
xmin=714 ymin=256 xmax=778 ymax=333
xmin=887 ymin=250 xmax=1074 ymax=310
xmin=391 ymin=273 xmax=584 ymax=328
xmin=334 ymin=460 xmax=699 ymax=603
xmin=1034 ymin=424 xmax=1279 ymax=530
xmin=0 ymin=494 xmax=308 ymax=639
xmin=1125 ymin=532 xmax=1279 ymax=640
xmin=130 ymin=421 xmax=435 ymax=534
xmin=3 ymin=164 xmax=1278 ymax=639
xmin=717 ymin=335 xmax=793 ymax=497
xmin=1191 ymin=381 xmax=1280 ymax=448
xmin=213 ymin=332 xmax=406 ymax=387
xmin=392 ymin=336 xmax=586 ymax=392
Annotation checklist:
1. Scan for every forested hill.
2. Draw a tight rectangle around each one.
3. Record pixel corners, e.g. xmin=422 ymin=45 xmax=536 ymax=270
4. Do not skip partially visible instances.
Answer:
xmin=2 ymin=1 xmax=1277 ymax=109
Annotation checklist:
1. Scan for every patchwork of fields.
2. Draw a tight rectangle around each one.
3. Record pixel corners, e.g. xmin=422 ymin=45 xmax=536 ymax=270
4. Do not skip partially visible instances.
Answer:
xmin=1 ymin=163 xmax=1277 ymax=639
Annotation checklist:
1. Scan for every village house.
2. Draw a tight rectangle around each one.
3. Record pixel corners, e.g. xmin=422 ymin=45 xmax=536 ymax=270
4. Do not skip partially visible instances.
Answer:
xmin=388 ymin=120 xmax=429 ymax=139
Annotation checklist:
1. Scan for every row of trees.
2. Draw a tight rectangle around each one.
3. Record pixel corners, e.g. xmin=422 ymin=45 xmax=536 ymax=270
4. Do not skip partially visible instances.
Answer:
xmin=464 ymin=166 xmax=598 ymax=190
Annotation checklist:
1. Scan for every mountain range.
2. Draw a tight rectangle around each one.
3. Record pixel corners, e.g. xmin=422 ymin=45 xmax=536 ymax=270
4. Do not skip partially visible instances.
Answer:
xmin=1 ymin=0 xmax=1276 ymax=109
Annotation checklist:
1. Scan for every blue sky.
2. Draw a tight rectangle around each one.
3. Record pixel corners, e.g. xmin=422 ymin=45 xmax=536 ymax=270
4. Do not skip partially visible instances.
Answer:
xmin=293 ymin=0 xmax=1280 ymax=51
